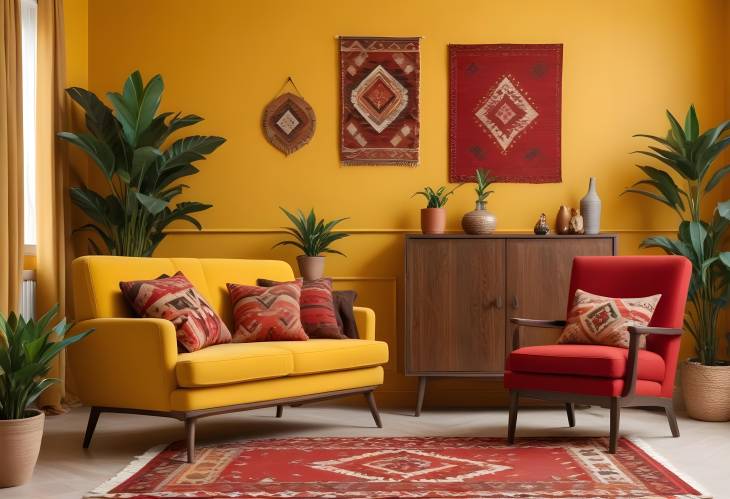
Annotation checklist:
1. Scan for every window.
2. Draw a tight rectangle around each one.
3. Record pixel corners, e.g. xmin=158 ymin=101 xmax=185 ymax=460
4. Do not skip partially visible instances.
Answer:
xmin=21 ymin=0 xmax=37 ymax=250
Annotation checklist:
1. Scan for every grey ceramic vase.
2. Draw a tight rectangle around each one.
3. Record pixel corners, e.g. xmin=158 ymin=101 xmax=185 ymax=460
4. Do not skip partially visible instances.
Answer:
xmin=462 ymin=201 xmax=497 ymax=235
xmin=580 ymin=177 xmax=601 ymax=234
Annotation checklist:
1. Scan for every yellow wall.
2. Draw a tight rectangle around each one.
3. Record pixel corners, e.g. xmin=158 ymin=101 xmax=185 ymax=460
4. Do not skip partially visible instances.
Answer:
xmin=71 ymin=0 xmax=728 ymax=407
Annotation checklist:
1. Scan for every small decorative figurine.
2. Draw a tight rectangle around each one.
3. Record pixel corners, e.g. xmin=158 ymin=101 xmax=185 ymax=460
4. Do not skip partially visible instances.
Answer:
xmin=555 ymin=205 xmax=571 ymax=235
xmin=569 ymin=208 xmax=584 ymax=234
xmin=534 ymin=213 xmax=550 ymax=235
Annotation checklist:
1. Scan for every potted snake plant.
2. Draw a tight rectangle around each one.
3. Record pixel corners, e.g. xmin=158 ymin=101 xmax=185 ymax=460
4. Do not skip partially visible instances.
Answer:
xmin=462 ymin=168 xmax=497 ymax=234
xmin=412 ymin=184 xmax=461 ymax=234
xmin=274 ymin=208 xmax=350 ymax=280
xmin=0 ymin=305 xmax=92 ymax=486
xmin=624 ymin=105 xmax=730 ymax=421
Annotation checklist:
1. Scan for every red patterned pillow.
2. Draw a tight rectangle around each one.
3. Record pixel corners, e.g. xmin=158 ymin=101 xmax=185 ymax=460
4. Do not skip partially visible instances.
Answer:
xmin=227 ymin=280 xmax=308 ymax=342
xmin=557 ymin=289 xmax=661 ymax=348
xmin=257 ymin=277 xmax=346 ymax=339
xmin=120 ymin=272 xmax=231 ymax=352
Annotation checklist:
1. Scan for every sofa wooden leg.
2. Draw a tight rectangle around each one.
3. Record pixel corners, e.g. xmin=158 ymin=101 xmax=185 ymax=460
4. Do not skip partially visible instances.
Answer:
xmin=566 ymin=403 xmax=576 ymax=428
xmin=507 ymin=391 xmax=519 ymax=445
xmin=185 ymin=418 xmax=196 ymax=463
xmin=664 ymin=403 xmax=680 ymax=438
xmin=83 ymin=407 xmax=101 ymax=449
xmin=609 ymin=398 xmax=620 ymax=454
xmin=415 ymin=376 xmax=427 ymax=417
xmin=276 ymin=405 xmax=283 ymax=418
xmin=365 ymin=391 xmax=383 ymax=428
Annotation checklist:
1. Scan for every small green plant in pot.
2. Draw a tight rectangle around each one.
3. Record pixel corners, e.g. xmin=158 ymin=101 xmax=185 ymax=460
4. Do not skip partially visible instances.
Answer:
xmin=0 ymin=305 xmax=93 ymax=487
xmin=274 ymin=208 xmax=350 ymax=280
xmin=412 ymin=185 xmax=461 ymax=234
xmin=462 ymin=168 xmax=497 ymax=235
xmin=624 ymin=105 xmax=730 ymax=421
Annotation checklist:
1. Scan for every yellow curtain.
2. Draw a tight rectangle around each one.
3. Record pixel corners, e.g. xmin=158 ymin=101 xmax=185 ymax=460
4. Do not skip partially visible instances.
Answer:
xmin=36 ymin=0 xmax=71 ymax=413
xmin=0 ymin=0 xmax=24 ymax=317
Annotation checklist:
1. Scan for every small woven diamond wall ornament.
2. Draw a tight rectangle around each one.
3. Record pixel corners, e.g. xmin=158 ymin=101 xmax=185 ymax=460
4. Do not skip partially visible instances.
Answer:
xmin=262 ymin=77 xmax=316 ymax=155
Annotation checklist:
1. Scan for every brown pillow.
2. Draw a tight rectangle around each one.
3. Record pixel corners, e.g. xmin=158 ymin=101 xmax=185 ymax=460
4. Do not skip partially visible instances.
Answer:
xmin=257 ymin=278 xmax=359 ymax=339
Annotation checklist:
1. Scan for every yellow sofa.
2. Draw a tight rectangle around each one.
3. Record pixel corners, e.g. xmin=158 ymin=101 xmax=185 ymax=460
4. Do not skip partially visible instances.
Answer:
xmin=69 ymin=256 xmax=389 ymax=462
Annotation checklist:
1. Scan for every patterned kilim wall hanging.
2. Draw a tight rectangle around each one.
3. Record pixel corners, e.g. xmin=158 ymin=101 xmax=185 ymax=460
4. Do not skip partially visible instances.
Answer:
xmin=449 ymin=44 xmax=562 ymax=183
xmin=340 ymin=37 xmax=420 ymax=166
xmin=262 ymin=77 xmax=316 ymax=155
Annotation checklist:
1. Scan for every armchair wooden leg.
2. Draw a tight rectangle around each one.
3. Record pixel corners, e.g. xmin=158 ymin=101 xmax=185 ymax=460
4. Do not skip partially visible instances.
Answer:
xmin=83 ymin=407 xmax=101 ymax=449
xmin=276 ymin=405 xmax=283 ymax=418
xmin=507 ymin=391 xmax=519 ymax=445
xmin=608 ymin=398 xmax=620 ymax=454
xmin=185 ymin=418 xmax=196 ymax=463
xmin=415 ymin=377 xmax=427 ymax=417
xmin=365 ymin=391 xmax=383 ymax=428
xmin=664 ymin=403 xmax=680 ymax=438
xmin=566 ymin=403 xmax=576 ymax=428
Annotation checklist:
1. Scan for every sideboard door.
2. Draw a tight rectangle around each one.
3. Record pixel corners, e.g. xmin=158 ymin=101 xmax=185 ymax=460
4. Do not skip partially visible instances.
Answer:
xmin=505 ymin=238 xmax=615 ymax=348
xmin=406 ymin=238 xmax=506 ymax=375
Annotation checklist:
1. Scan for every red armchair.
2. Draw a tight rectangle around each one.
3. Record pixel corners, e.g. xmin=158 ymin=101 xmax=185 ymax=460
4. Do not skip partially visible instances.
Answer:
xmin=505 ymin=256 xmax=692 ymax=453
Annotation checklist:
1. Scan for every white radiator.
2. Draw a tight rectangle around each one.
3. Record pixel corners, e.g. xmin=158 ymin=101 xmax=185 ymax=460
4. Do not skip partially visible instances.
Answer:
xmin=21 ymin=270 xmax=36 ymax=319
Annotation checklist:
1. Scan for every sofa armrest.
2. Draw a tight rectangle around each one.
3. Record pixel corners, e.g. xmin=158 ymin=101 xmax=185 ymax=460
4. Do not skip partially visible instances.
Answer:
xmin=353 ymin=306 xmax=376 ymax=341
xmin=68 ymin=318 xmax=179 ymax=412
xmin=508 ymin=318 xmax=566 ymax=351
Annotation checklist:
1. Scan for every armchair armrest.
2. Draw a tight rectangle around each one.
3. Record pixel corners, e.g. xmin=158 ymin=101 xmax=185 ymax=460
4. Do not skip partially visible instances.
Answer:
xmin=623 ymin=325 xmax=683 ymax=397
xmin=68 ymin=318 xmax=179 ymax=412
xmin=508 ymin=318 xmax=566 ymax=351
xmin=353 ymin=306 xmax=376 ymax=341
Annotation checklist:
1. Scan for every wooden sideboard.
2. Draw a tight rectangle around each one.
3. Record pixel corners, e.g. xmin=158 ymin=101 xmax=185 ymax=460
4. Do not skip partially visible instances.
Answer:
xmin=404 ymin=233 xmax=617 ymax=415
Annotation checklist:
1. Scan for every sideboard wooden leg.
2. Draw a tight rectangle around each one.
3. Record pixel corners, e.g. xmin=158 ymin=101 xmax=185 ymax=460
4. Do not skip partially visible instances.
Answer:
xmin=82 ymin=407 xmax=101 ymax=449
xmin=415 ymin=377 xmax=427 ymax=417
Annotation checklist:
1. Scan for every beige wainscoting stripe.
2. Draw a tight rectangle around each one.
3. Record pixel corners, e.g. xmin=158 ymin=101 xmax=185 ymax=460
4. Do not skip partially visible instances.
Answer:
xmin=164 ymin=228 xmax=676 ymax=235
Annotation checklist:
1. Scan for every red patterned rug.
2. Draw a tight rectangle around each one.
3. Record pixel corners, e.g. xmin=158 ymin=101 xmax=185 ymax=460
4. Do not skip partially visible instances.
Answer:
xmin=86 ymin=437 xmax=708 ymax=498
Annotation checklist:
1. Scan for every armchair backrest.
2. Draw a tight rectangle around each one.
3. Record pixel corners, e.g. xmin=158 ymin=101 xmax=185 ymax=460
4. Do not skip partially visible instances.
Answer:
xmin=567 ymin=256 xmax=692 ymax=396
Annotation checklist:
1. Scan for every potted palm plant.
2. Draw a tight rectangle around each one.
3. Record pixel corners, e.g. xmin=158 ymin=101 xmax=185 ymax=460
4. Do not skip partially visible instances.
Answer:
xmin=624 ymin=105 xmax=730 ymax=421
xmin=58 ymin=70 xmax=225 ymax=256
xmin=462 ymin=168 xmax=497 ymax=234
xmin=0 ymin=305 xmax=92 ymax=486
xmin=412 ymin=184 xmax=461 ymax=234
xmin=274 ymin=208 xmax=350 ymax=280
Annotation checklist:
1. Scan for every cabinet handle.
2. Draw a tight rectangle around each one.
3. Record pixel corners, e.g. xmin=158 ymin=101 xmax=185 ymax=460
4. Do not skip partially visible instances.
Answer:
xmin=512 ymin=296 xmax=519 ymax=310
xmin=494 ymin=296 xmax=503 ymax=309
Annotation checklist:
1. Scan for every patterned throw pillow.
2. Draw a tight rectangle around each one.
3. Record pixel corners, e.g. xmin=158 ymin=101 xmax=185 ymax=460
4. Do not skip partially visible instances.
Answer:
xmin=227 ymin=280 xmax=308 ymax=342
xmin=557 ymin=289 xmax=661 ymax=348
xmin=119 ymin=272 xmax=231 ymax=352
xmin=257 ymin=278 xmax=346 ymax=339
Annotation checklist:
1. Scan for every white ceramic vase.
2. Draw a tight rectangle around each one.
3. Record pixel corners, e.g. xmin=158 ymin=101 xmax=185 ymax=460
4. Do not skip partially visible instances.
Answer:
xmin=580 ymin=177 xmax=601 ymax=235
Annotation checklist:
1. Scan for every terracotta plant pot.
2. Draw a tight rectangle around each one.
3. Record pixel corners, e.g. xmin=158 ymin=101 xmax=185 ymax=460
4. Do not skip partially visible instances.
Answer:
xmin=421 ymin=208 xmax=446 ymax=234
xmin=0 ymin=409 xmax=45 ymax=487
xmin=297 ymin=255 xmax=325 ymax=281
xmin=680 ymin=360 xmax=730 ymax=421
xmin=462 ymin=201 xmax=497 ymax=235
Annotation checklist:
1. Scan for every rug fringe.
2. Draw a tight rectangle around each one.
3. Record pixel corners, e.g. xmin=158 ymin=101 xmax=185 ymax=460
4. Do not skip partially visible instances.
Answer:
xmin=84 ymin=442 xmax=169 ymax=498
xmin=629 ymin=437 xmax=713 ymax=498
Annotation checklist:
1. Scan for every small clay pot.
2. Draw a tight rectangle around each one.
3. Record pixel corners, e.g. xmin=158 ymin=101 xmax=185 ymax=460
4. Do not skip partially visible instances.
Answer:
xmin=421 ymin=208 xmax=446 ymax=234
xmin=297 ymin=255 xmax=325 ymax=281
xmin=0 ymin=409 xmax=45 ymax=487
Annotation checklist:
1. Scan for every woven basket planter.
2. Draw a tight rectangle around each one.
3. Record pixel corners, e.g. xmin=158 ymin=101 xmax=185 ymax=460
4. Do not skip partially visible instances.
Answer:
xmin=680 ymin=360 xmax=730 ymax=422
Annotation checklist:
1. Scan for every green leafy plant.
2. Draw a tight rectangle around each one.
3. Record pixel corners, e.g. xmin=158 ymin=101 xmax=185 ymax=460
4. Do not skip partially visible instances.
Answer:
xmin=59 ymin=70 xmax=226 ymax=256
xmin=412 ymin=185 xmax=461 ymax=208
xmin=273 ymin=208 xmax=350 ymax=257
xmin=623 ymin=105 xmax=730 ymax=366
xmin=0 ymin=305 xmax=93 ymax=420
xmin=474 ymin=168 xmax=495 ymax=204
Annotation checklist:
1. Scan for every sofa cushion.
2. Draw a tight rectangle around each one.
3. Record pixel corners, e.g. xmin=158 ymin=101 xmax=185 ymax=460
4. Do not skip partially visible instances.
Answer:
xmin=273 ymin=339 xmax=389 ymax=375
xmin=176 ymin=343 xmax=293 ymax=387
xmin=508 ymin=344 xmax=665 ymax=383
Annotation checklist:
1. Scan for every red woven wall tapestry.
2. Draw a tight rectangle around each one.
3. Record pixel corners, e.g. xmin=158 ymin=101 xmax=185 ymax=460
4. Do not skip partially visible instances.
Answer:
xmin=449 ymin=44 xmax=562 ymax=183
xmin=340 ymin=37 xmax=420 ymax=166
